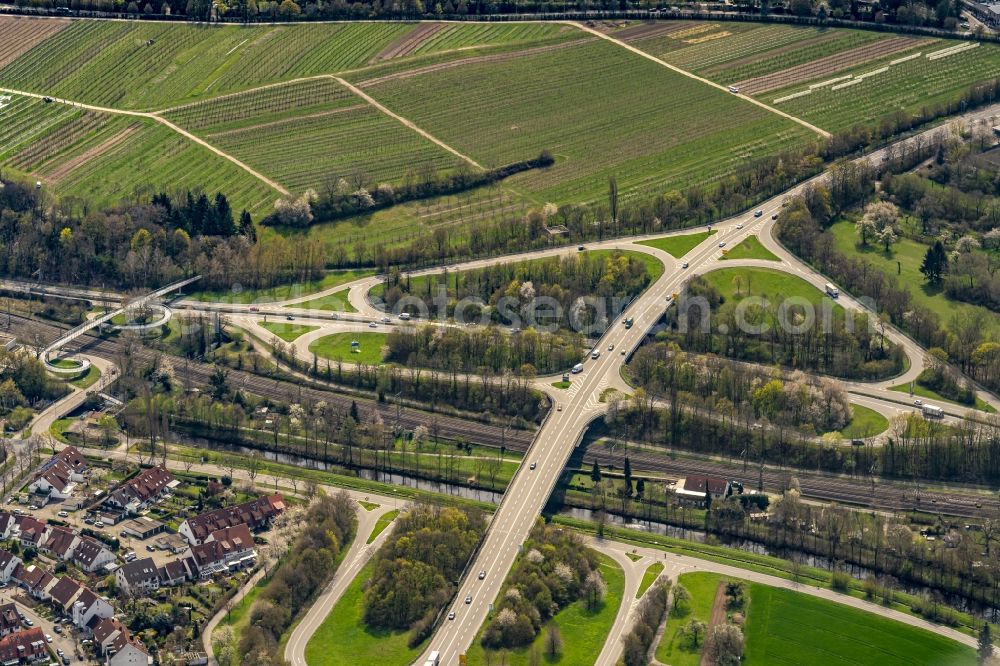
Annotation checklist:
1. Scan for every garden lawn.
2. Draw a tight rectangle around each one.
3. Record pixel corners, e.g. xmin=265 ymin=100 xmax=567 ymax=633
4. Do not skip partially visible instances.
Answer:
xmin=834 ymin=404 xmax=890 ymax=439
xmin=309 ymin=332 xmax=386 ymax=365
xmin=467 ymin=552 xmax=625 ymax=665
xmin=69 ymin=365 xmax=101 ymax=389
xmin=655 ymin=571 xmax=721 ymax=666
xmin=890 ymin=383 xmax=996 ymax=414
xmin=637 ymin=562 xmax=664 ymax=598
xmin=291 ymin=288 xmax=357 ymax=313
xmin=828 ymin=219 xmax=998 ymax=339
xmin=743 ymin=582 xmax=977 ymax=666
xmin=304 ymin=559 xmax=420 ymax=666
xmin=721 ymin=235 xmax=779 ymax=261
xmin=259 ymin=322 xmax=318 ymax=342
xmin=637 ymin=230 xmax=715 ymax=258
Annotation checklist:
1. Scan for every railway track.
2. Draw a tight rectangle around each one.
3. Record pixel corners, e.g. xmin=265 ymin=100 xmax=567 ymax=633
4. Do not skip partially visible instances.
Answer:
xmin=11 ymin=314 xmax=990 ymax=518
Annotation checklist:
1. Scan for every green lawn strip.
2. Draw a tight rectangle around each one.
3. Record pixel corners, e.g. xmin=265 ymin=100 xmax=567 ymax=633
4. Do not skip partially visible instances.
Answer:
xmin=637 ymin=562 xmax=664 ymax=599
xmin=69 ymin=365 xmax=101 ymax=389
xmin=367 ymin=509 xmax=399 ymax=544
xmin=308 ymin=332 xmax=387 ymax=365
xmin=890 ymin=383 xmax=996 ymax=414
xmin=637 ymin=230 xmax=715 ymax=258
xmin=289 ymin=288 xmax=357 ymax=313
xmin=358 ymin=501 xmax=380 ymax=511
xmin=259 ymin=322 xmax=319 ymax=343
xmin=704 ymin=266 xmax=835 ymax=308
xmin=215 ymin=573 xmax=269 ymax=652
xmin=552 ymin=516 xmax=982 ymax=638
xmin=187 ymin=269 xmax=374 ymax=304
xmin=49 ymin=418 xmax=73 ymax=444
xmin=552 ymin=381 xmax=571 ymax=389
xmin=466 ymin=552 xmax=625 ymax=665
xmin=743 ymin=582 xmax=977 ymax=666
xmin=828 ymin=219 xmax=998 ymax=338
xmin=49 ymin=358 xmax=84 ymax=369
xmin=721 ymin=235 xmax=779 ymax=261
xmin=304 ymin=559 xmax=422 ymax=666
xmin=655 ymin=571 xmax=720 ymax=666
xmin=834 ymin=404 xmax=889 ymax=439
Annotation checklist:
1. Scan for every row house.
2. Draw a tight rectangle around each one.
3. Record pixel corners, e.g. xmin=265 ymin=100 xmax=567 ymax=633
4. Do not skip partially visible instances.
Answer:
xmin=93 ymin=618 xmax=152 ymax=666
xmin=0 ymin=550 xmax=21 ymax=584
xmin=26 ymin=446 xmax=88 ymax=503
xmin=186 ymin=525 xmax=256 ymax=579
xmin=11 ymin=565 xmax=54 ymax=602
xmin=72 ymin=587 xmax=114 ymax=631
xmin=0 ymin=604 xmax=20 ymax=638
xmin=178 ymin=494 xmax=285 ymax=545
xmin=38 ymin=525 xmax=78 ymax=560
xmin=116 ymin=557 xmax=192 ymax=597
xmin=47 ymin=577 xmax=83 ymax=615
xmin=13 ymin=517 xmax=44 ymax=550
xmin=0 ymin=627 xmax=47 ymax=665
xmin=72 ymin=536 xmax=116 ymax=573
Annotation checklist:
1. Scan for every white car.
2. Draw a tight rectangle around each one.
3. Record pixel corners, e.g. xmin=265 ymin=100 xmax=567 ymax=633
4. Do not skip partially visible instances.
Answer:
xmin=607 ymin=344 xmax=614 ymax=351
xmin=736 ymin=223 xmax=743 ymax=229
xmin=530 ymin=462 xmax=537 ymax=470
xmin=465 ymin=595 xmax=472 ymax=604
xmin=57 ymin=511 xmax=68 ymax=518
xmin=381 ymin=317 xmax=390 ymax=324
xmin=448 ymin=611 xmax=456 ymax=620
xmin=719 ymin=241 xmax=726 ymax=248
xmin=45 ymin=635 xmax=52 ymax=644
xmin=368 ymin=322 xmax=377 ymax=328
xmin=681 ymin=261 xmax=689 ymax=269
xmin=913 ymin=399 xmax=923 ymax=407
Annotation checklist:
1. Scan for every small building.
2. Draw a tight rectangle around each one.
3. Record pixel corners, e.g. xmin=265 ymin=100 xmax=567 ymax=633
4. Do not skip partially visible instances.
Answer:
xmin=116 ymin=558 xmax=160 ymax=597
xmin=0 ymin=604 xmax=22 ymax=638
xmin=156 ymin=559 xmax=189 ymax=587
xmin=118 ymin=517 xmax=165 ymax=541
xmin=178 ymin=494 xmax=285 ymax=546
xmin=674 ymin=475 xmax=732 ymax=507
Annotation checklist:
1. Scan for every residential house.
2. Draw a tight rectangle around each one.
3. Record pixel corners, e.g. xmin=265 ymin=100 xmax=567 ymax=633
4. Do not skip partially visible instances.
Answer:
xmin=72 ymin=536 xmax=115 ymax=573
xmin=156 ymin=559 xmax=189 ymax=587
xmin=13 ymin=516 xmax=45 ymax=549
xmin=178 ymin=494 xmax=285 ymax=545
xmin=11 ymin=564 xmax=54 ymax=601
xmin=107 ymin=638 xmax=151 ymax=666
xmin=116 ymin=558 xmax=159 ymax=597
xmin=92 ymin=618 xmax=129 ymax=656
xmin=674 ymin=475 xmax=731 ymax=506
xmin=39 ymin=525 xmax=79 ymax=560
xmin=0 ymin=627 xmax=48 ymax=664
xmin=47 ymin=577 xmax=83 ymax=615
xmin=72 ymin=587 xmax=113 ymax=631
xmin=0 ymin=604 xmax=20 ymax=638
xmin=0 ymin=514 xmax=14 ymax=540
xmin=0 ymin=550 xmax=21 ymax=584
xmin=187 ymin=525 xmax=256 ymax=579
xmin=49 ymin=446 xmax=88 ymax=477
xmin=106 ymin=466 xmax=177 ymax=514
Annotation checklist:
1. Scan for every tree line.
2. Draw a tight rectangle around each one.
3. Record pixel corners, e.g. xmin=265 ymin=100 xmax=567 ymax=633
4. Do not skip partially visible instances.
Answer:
xmin=480 ymin=522 xmax=605 ymax=652
xmin=363 ymin=504 xmax=486 ymax=647
xmin=664 ymin=273 xmax=905 ymax=381
xmin=237 ymin=491 xmax=356 ymax=666
xmin=627 ymin=342 xmax=853 ymax=436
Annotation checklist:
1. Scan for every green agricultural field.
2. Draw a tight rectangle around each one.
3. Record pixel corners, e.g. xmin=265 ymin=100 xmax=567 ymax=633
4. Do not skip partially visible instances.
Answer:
xmin=828 ymin=219 xmax=999 ymax=338
xmin=637 ymin=230 xmax=715 ymax=258
xmin=743 ymin=582 xmax=976 ymax=665
xmin=655 ymin=571 xmax=720 ymax=666
xmin=466 ymin=552 xmax=625 ymax=665
xmin=765 ymin=41 xmax=1000 ymax=133
xmin=722 ymin=235 xmax=779 ymax=261
xmin=258 ymin=322 xmax=318 ymax=343
xmin=359 ymin=38 xmax=813 ymax=204
xmin=304 ymin=559 xmax=421 ymax=666
xmin=309 ymin=332 xmax=387 ymax=365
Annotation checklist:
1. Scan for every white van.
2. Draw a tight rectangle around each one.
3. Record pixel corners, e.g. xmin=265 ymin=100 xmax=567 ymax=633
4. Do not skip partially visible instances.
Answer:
xmin=571 ymin=363 xmax=585 ymax=374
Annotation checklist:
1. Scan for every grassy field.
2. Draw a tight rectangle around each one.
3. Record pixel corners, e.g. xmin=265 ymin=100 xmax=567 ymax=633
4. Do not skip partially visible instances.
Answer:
xmin=308 ymin=332 xmax=387 ymax=365
xmin=743 ymin=582 xmax=977 ymax=665
xmin=637 ymin=230 xmax=715 ymax=258
xmin=291 ymin=288 xmax=357 ymax=313
xmin=69 ymin=365 xmax=101 ymax=389
xmin=637 ymin=562 xmax=664 ymax=598
xmin=835 ymin=404 xmax=889 ymax=439
xmin=188 ymin=269 xmax=372 ymax=304
xmin=655 ymin=571 xmax=720 ymax=666
xmin=304 ymin=559 xmax=420 ymax=666
xmin=722 ymin=235 xmax=779 ymax=261
xmin=367 ymin=509 xmax=399 ymax=544
xmin=467 ymin=552 xmax=625 ymax=665
xmin=259 ymin=322 xmax=318 ymax=343
xmin=828 ymin=219 xmax=999 ymax=338
xmin=360 ymin=38 xmax=812 ymax=204
xmin=702 ymin=266 xmax=837 ymax=309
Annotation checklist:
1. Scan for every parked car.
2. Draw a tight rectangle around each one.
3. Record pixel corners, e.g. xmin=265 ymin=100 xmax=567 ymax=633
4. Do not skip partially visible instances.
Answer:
xmin=57 ymin=511 xmax=68 ymax=518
